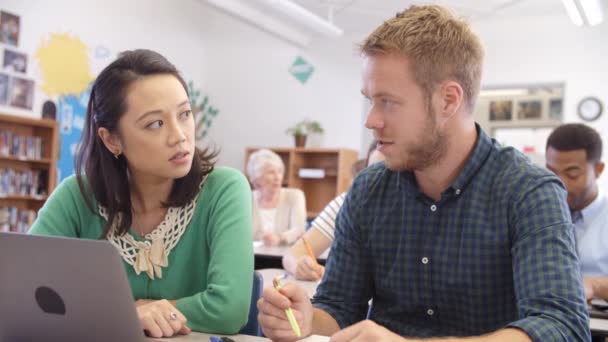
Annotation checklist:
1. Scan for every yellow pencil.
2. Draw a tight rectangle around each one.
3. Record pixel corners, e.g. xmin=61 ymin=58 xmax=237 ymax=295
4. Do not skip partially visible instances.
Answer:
xmin=302 ymin=237 xmax=317 ymax=265
xmin=272 ymin=276 xmax=301 ymax=337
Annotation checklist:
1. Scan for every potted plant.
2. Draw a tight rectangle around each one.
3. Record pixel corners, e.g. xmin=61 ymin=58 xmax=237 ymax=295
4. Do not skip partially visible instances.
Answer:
xmin=286 ymin=119 xmax=324 ymax=148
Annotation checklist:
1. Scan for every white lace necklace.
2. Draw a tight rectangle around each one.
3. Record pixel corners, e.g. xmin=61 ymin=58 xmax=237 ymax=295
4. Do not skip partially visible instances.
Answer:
xmin=100 ymin=178 xmax=205 ymax=280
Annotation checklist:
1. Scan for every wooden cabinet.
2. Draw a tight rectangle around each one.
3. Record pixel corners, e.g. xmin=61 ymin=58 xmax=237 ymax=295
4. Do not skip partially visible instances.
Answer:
xmin=245 ymin=147 xmax=358 ymax=218
xmin=0 ymin=113 xmax=59 ymax=232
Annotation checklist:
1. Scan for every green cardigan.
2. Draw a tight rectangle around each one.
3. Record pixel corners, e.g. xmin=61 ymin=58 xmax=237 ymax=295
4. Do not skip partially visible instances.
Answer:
xmin=29 ymin=167 xmax=254 ymax=334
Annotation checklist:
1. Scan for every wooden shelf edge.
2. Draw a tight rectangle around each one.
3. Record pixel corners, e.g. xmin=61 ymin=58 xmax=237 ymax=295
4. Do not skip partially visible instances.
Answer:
xmin=0 ymin=113 xmax=57 ymax=128
xmin=0 ymin=155 xmax=52 ymax=164
xmin=307 ymin=211 xmax=319 ymax=219
xmin=0 ymin=194 xmax=48 ymax=201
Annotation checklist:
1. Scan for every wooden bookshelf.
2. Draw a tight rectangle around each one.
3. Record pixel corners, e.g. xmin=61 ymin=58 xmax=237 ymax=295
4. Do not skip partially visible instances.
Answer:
xmin=0 ymin=113 xmax=59 ymax=232
xmin=245 ymin=147 xmax=358 ymax=219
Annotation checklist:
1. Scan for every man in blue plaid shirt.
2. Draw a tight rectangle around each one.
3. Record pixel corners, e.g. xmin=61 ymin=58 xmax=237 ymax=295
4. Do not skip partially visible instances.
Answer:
xmin=258 ymin=4 xmax=590 ymax=342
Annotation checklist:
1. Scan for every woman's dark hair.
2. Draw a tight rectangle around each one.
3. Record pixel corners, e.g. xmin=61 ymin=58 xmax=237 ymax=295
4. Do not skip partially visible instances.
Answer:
xmin=75 ymin=49 xmax=217 ymax=237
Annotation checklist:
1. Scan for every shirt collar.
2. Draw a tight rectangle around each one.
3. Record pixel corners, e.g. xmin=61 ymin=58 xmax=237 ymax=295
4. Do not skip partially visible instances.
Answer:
xmin=397 ymin=123 xmax=494 ymax=197
xmin=448 ymin=123 xmax=493 ymax=195
xmin=580 ymin=190 xmax=606 ymax=223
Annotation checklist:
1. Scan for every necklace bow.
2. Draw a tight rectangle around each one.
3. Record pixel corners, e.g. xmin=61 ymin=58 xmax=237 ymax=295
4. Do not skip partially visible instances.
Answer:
xmin=134 ymin=238 xmax=169 ymax=279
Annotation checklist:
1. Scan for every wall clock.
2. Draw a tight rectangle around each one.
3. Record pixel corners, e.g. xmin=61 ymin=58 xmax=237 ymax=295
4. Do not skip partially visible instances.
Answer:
xmin=578 ymin=97 xmax=603 ymax=122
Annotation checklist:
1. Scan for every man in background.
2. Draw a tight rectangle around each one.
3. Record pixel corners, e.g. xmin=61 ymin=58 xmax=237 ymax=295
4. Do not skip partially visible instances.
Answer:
xmin=546 ymin=123 xmax=608 ymax=301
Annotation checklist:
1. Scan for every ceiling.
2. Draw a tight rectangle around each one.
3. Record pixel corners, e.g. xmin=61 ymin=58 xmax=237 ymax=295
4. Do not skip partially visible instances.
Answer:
xmin=205 ymin=0 xmax=606 ymax=47
xmin=287 ymin=0 xmax=571 ymax=36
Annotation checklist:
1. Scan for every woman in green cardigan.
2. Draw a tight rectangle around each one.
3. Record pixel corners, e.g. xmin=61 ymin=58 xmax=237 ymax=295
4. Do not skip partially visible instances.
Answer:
xmin=29 ymin=49 xmax=253 ymax=338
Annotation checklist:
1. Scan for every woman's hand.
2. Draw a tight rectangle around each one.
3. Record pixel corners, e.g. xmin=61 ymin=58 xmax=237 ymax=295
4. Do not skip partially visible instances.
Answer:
xmin=295 ymin=256 xmax=324 ymax=281
xmin=136 ymin=299 xmax=191 ymax=338
xmin=263 ymin=232 xmax=281 ymax=246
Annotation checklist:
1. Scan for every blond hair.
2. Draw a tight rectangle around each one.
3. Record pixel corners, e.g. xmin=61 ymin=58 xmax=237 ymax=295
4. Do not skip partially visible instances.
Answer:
xmin=360 ymin=5 xmax=484 ymax=112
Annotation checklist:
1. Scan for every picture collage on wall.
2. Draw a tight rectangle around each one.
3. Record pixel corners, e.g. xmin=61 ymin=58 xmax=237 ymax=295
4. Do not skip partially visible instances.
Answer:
xmin=489 ymin=99 xmax=559 ymax=122
xmin=0 ymin=9 xmax=34 ymax=111
xmin=486 ymin=89 xmax=564 ymax=124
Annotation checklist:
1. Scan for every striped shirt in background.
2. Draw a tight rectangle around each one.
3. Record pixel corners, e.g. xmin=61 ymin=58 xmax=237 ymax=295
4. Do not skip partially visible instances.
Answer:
xmin=310 ymin=192 xmax=346 ymax=241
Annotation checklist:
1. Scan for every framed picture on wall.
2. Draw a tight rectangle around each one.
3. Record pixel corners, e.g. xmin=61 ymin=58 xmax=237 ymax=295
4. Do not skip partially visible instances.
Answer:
xmin=549 ymin=99 xmax=563 ymax=121
xmin=489 ymin=100 xmax=513 ymax=121
xmin=0 ymin=72 xmax=9 ymax=105
xmin=0 ymin=11 xmax=20 ymax=47
xmin=9 ymin=76 xmax=34 ymax=110
xmin=2 ymin=48 xmax=27 ymax=73
xmin=517 ymin=100 xmax=542 ymax=120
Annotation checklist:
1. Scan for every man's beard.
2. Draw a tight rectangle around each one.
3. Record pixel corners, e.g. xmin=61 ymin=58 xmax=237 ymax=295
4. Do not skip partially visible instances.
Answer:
xmin=391 ymin=112 xmax=448 ymax=171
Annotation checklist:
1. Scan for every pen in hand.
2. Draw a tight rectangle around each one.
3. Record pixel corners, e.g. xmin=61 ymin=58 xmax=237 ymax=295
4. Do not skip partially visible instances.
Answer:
xmin=302 ymin=237 xmax=317 ymax=263
xmin=273 ymin=275 xmax=302 ymax=337
xmin=302 ymin=237 xmax=324 ymax=277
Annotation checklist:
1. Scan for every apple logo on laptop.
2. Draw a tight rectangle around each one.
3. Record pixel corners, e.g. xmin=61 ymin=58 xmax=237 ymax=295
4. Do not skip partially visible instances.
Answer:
xmin=35 ymin=286 xmax=66 ymax=315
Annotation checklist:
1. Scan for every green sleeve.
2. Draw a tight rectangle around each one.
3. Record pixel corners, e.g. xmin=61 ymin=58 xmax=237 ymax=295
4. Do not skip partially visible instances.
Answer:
xmin=28 ymin=175 xmax=89 ymax=238
xmin=176 ymin=168 xmax=254 ymax=334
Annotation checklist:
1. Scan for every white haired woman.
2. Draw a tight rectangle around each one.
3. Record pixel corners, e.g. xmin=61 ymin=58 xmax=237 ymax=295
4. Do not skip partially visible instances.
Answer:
xmin=247 ymin=149 xmax=306 ymax=246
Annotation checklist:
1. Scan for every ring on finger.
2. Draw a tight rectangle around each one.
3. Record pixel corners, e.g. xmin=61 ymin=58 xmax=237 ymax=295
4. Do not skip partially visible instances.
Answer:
xmin=169 ymin=311 xmax=178 ymax=321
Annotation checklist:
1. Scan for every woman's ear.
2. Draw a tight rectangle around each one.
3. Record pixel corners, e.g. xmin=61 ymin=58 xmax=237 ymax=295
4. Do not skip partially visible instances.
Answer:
xmin=98 ymin=127 xmax=123 ymax=157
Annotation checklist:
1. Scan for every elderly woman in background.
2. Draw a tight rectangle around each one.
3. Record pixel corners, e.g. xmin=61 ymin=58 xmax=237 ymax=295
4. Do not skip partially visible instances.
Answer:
xmin=247 ymin=149 xmax=306 ymax=246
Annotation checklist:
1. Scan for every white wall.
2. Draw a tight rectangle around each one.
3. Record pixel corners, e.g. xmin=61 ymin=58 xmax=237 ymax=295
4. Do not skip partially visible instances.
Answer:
xmin=0 ymin=0 xmax=364 ymax=174
xmin=199 ymin=5 xmax=362 ymax=168
xmin=474 ymin=13 xmax=608 ymax=189
xmin=1 ymin=0 xmax=607 ymax=187
xmin=0 ymin=0 xmax=209 ymax=115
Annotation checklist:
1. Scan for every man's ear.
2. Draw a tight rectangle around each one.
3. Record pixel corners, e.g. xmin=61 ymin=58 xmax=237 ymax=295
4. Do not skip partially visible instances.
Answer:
xmin=435 ymin=80 xmax=464 ymax=122
xmin=98 ymin=127 xmax=123 ymax=157
xmin=594 ymin=161 xmax=605 ymax=179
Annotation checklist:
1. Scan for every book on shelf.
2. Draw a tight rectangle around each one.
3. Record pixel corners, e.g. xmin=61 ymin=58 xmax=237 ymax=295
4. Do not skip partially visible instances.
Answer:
xmin=0 ymin=130 xmax=11 ymax=156
xmin=0 ymin=206 xmax=36 ymax=233
xmin=0 ymin=168 xmax=46 ymax=197
xmin=0 ymin=129 xmax=45 ymax=159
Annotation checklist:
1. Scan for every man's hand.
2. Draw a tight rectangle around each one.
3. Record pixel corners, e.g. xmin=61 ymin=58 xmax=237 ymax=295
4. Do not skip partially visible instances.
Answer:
xmin=295 ymin=256 xmax=324 ymax=281
xmin=136 ymin=299 xmax=191 ymax=338
xmin=330 ymin=320 xmax=404 ymax=342
xmin=258 ymin=282 xmax=314 ymax=342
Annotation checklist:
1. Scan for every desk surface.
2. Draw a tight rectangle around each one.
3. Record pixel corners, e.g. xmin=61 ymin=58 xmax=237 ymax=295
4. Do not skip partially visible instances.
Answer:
xmin=152 ymin=332 xmax=329 ymax=341
xmin=258 ymin=268 xmax=320 ymax=298
xmin=150 ymin=319 xmax=608 ymax=340
xmin=591 ymin=317 xmax=608 ymax=334
xmin=254 ymin=243 xmax=329 ymax=260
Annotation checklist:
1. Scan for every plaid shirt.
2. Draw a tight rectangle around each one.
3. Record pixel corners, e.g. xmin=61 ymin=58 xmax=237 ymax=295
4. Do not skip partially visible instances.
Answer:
xmin=313 ymin=126 xmax=590 ymax=341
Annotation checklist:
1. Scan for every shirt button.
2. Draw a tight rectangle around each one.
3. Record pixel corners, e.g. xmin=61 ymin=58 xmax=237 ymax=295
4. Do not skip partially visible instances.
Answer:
xmin=421 ymin=257 xmax=429 ymax=264
xmin=427 ymin=309 xmax=434 ymax=316
xmin=430 ymin=204 xmax=437 ymax=211
xmin=455 ymin=189 xmax=461 ymax=195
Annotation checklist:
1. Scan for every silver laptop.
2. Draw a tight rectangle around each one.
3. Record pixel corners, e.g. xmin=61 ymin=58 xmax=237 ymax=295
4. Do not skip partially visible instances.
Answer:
xmin=0 ymin=232 xmax=147 ymax=342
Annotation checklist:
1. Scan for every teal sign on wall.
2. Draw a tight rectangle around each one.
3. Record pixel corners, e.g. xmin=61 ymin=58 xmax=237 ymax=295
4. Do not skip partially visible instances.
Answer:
xmin=289 ymin=56 xmax=314 ymax=84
